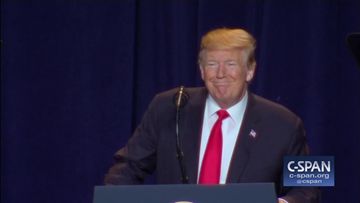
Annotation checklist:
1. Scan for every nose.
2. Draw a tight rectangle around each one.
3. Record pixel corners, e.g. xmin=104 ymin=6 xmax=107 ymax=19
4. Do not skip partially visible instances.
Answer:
xmin=216 ymin=62 xmax=226 ymax=78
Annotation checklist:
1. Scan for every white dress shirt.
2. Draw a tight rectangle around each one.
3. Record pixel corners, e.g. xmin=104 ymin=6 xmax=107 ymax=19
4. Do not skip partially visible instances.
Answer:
xmin=197 ymin=91 xmax=248 ymax=184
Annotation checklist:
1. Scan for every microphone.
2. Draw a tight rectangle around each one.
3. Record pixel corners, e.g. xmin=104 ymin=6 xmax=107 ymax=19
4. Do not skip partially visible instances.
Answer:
xmin=173 ymin=86 xmax=189 ymax=184
xmin=174 ymin=86 xmax=189 ymax=108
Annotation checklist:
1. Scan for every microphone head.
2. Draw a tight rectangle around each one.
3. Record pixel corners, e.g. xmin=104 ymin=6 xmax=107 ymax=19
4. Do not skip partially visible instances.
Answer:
xmin=173 ymin=86 xmax=189 ymax=108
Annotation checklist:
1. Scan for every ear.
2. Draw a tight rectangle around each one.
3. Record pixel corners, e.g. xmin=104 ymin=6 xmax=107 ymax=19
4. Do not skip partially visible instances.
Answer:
xmin=199 ymin=65 xmax=205 ymax=80
xmin=246 ymin=65 xmax=256 ymax=82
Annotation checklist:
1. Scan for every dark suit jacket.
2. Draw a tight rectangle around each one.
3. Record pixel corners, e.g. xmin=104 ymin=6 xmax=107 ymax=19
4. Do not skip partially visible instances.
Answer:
xmin=105 ymin=87 xmax=320 ymax=203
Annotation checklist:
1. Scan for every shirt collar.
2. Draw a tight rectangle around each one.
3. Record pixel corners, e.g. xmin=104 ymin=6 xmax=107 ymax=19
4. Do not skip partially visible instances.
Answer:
xmin=206 ymin=91 xmax=248 ymax=123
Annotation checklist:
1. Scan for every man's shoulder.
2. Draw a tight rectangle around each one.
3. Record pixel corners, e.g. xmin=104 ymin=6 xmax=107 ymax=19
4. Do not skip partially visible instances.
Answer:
xmin=152 ymin=86 xmax=206 ymax=103
xmin=156 ymin=87 xmax=206 ymax=97
xmin=148 ymin=86 xmax=206 ymax=109
xmin=141 ymin=87 xmax=206 ymax=119
xmin=249 ymin=93 xmax=301 ymax=124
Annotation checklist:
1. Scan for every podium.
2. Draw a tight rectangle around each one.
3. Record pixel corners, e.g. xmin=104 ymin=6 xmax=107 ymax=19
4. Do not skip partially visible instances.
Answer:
xmin=93 ymin=183 xmax=277 ymax=203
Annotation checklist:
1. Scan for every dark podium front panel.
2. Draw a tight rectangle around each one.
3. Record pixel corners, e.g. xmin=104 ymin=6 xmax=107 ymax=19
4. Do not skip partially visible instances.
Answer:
xmin=93 ymin=183 xmax=277 ymax=203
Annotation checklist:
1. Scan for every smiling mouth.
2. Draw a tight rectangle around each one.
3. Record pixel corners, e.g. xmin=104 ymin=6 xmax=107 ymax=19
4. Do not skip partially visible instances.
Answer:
xmin=213 ymin=82 xmax=230 ymax=86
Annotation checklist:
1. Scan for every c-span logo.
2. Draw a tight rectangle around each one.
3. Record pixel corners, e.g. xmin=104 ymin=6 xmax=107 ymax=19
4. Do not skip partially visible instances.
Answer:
xmin=283 ymin=156 xmax=334 ymax=186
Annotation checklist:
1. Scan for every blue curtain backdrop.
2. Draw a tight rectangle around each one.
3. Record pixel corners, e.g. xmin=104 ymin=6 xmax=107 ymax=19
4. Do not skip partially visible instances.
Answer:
xmin=1 ymin=0 xmax=360 ymax=203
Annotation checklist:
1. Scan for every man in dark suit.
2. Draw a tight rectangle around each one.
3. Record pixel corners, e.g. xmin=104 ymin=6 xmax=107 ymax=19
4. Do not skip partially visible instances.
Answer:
xmin=105 ymin=28 xmax=320 ymax=203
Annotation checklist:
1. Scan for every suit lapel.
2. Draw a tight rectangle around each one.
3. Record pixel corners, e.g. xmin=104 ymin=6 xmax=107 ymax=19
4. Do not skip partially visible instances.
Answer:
xmin=181 ymin=87 xmax=207 ymax=184
xmin=226 ymin=93 xmax=260 ymax=183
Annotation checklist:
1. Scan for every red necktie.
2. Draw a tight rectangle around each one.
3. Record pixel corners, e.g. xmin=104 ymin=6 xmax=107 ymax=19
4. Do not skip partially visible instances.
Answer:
xmin=199 ymin=109 xmax=229 ymax=184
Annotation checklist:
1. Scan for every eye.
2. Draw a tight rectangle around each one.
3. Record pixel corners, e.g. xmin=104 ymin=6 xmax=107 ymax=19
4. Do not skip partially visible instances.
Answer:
xmin=206 ymin=61 xmax=219 ymax=68
xmin=226 ymin=61 xmax=238 ymax=68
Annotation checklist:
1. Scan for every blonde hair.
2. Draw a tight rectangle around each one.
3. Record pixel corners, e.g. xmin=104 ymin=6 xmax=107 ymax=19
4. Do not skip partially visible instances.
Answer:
xmin=199 ymin=28 xmax=256 ymax=68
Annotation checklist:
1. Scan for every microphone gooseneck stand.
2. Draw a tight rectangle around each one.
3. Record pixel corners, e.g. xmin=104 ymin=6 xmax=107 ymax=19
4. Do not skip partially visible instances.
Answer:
xmin=175 ymin=86 xmax=189 ymax=184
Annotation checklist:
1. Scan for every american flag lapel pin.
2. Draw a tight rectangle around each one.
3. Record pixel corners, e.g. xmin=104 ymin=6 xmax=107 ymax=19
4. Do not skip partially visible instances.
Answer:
xmin=249 ymin=129 xmax=257 ymax=138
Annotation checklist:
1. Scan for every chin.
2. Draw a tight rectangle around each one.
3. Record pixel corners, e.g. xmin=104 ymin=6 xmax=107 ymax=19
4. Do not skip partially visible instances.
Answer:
xmin=214 ymin=97 xmax=233 ymax=107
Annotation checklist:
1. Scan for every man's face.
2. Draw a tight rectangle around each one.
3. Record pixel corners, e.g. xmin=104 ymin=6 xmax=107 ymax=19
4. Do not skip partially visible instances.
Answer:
xmin=200 ymin=48 xmax=255 ymax=109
